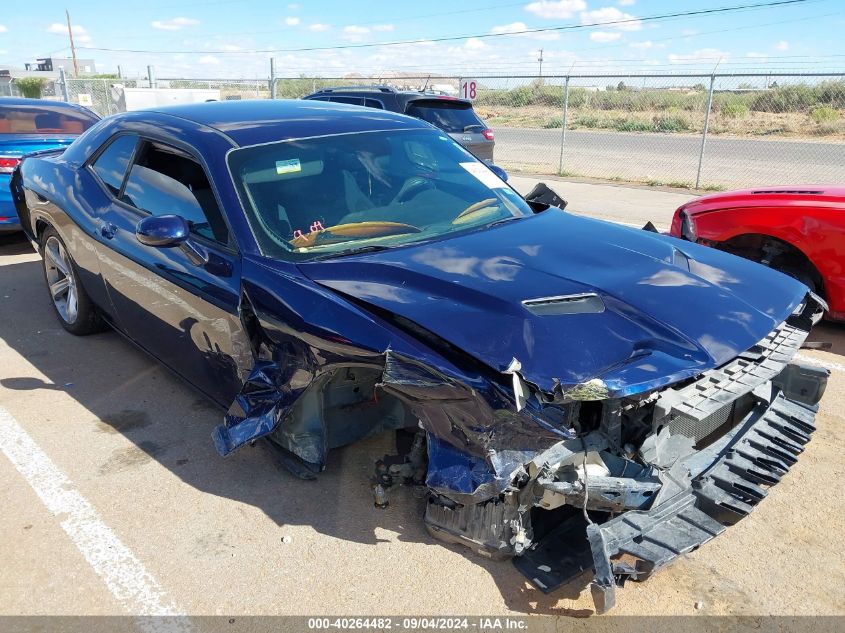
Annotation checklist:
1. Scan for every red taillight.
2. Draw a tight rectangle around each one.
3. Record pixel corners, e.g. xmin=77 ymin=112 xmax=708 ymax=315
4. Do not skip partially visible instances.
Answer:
xmin=482 ymin=129 xmax=494 ymax=141
xmin=0 ymin=156 xmax=21 ymax=174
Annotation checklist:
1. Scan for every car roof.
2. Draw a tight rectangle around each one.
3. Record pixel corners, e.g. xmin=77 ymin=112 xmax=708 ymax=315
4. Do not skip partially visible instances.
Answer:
xmin=682 ymin=185 xmax=845 ymax=214
xmin=0 ymin=97 xmax=93 ymax=112
xmin=146 ymin=99 xmax=432 ymax=147
xmin=308 ymin=88 xmax=472 ymax=105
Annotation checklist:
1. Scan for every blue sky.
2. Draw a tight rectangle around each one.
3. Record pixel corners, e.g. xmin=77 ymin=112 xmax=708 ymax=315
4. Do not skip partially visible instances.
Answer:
xmin=1 ymin=0 xmax=842 ymax=78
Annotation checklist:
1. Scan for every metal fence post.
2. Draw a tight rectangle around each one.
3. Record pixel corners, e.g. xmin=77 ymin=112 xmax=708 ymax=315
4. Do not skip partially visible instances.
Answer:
xmin=147 ymin=65 xmax=156 ymax=89
xmin=557 ymin=76 xmax=571 ymax=176
xmin=269 ymin=58 xmax=277 ymax=99
xmin=58 ymin=67 xmax=70 ymax=102
xmin=695 ymin=74 xmax=716 ymax=189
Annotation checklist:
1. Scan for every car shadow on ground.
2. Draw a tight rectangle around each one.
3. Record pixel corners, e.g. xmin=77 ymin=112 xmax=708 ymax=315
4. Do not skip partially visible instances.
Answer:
xmin=0 ymin=232 xmax=33 ymax=256
xmin=0 ymin=252 xmax=593 ymax=617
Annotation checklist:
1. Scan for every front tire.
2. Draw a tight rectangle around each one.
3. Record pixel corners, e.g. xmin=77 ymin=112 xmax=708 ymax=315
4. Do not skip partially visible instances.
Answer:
xmin=40 ymin=227 xmax=104 ymax=335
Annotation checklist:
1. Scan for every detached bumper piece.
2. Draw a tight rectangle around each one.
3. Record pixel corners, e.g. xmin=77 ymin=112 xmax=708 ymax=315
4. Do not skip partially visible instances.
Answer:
xmin=589 ymin=390 xmax=819 ymax=613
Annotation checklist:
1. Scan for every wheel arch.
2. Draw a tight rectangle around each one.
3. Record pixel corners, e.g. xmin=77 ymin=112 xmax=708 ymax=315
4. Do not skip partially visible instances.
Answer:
xmin=715 ymin=231 xmax=825 ymax=297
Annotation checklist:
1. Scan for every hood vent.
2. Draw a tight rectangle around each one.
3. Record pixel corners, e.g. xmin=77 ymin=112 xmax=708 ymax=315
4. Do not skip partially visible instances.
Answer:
xmin=522 ymin=292 xmax=605 ymax=316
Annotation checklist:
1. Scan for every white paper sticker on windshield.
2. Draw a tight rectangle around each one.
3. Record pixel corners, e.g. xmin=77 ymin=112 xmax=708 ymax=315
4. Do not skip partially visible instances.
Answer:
xmin=276 ymin=159 xmax=301 ymax=175
xmin=460 ymin=162 xmax=507 ymax=189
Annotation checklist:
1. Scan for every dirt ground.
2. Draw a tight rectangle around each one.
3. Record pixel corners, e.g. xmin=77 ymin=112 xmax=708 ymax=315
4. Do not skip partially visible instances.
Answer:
xmin=0 ymin=208 xmax=843 ymax=628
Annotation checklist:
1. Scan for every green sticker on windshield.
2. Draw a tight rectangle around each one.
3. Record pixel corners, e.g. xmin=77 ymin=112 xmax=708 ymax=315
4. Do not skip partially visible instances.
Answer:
xmin=276 ymin=159 xmax=301 ymax=175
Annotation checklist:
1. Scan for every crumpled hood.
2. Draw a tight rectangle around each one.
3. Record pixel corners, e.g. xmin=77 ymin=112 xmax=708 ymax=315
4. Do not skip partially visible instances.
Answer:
xmin=299 ymin=210 xmax=807 ymax=398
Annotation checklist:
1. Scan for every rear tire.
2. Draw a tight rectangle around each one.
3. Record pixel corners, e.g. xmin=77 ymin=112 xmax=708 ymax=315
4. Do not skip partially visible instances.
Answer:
xmin=40 ymin=227 xmax=104 ymax=335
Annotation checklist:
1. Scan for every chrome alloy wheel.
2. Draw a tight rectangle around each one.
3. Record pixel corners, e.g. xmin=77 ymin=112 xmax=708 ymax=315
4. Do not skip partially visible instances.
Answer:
xmin=44 ymin=236 xmax=78 ymax=324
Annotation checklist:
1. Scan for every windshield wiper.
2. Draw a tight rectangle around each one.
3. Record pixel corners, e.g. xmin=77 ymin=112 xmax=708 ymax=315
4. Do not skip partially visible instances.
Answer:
xmin=486 ymin=216 xmax=523 ymax=228
xmin=463 ymin=124 xmax=484 ymax=132
xmin=311 ymin=244 xmax=396 ymax=260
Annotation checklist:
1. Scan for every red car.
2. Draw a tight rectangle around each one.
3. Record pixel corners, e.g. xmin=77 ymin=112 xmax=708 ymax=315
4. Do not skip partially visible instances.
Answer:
xmin=669 ymin=185 xmax=844 ymax=320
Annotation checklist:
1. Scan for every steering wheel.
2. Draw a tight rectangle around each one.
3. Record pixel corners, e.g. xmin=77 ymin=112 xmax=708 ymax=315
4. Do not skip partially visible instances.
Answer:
xmin=452 ymin=198 xmax=499 ymax=225
xmin=291 ymin=221 xmax=421 ymax=248
xmin=393 ymin=176 xmax=435 ymax=204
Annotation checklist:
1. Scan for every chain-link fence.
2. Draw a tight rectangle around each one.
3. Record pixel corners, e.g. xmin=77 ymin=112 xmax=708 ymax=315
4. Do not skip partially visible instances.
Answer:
xmin=52 ymin=72 xmax=845 ymax=190
xmin=464 ymin=73 xmax=845 ymax=189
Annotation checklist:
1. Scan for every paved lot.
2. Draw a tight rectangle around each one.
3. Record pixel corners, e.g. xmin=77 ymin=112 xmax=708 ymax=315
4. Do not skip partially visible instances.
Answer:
xmin=495 ymin=128 xmax=845 ymax=188
xmin=1 ymin=183 xmax=843 ymax=624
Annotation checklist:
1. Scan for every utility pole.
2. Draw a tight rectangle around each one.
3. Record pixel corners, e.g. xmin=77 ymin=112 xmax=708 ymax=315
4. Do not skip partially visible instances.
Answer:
xmin=66 ymin=9 xmax=79 ymax=77
xmin=537 ymin=48 xmax=544 ymax=78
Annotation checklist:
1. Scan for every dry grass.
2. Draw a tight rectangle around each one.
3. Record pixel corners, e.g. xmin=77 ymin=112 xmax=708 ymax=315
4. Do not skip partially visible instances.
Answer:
xmin=476 ymin=105 xmax=845 ymax=140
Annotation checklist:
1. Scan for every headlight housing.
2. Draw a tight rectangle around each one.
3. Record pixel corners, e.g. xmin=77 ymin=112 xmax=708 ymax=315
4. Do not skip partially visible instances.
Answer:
xmin=679 ymin=211 xmax=697 ymax=242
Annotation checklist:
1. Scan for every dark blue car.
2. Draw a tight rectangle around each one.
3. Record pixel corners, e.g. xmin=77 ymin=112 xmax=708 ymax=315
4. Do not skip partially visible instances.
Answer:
xmin=0 ymin=97 xmax=99 ymax=231
xmin=11 ymin=99 xmax=828 ymax=612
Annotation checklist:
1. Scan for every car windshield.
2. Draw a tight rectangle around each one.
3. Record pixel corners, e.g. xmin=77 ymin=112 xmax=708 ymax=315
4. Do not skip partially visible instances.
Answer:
xmin=227 ymin=128 xmax=531 ymax=260
xmin=0 ymin=104 xmax=99 ymax=135
xmin=405 ymin=100 xmax=484 ymax=133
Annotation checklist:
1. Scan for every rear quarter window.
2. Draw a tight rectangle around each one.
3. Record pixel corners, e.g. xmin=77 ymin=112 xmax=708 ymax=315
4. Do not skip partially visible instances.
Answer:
xmin=91 ymin=135 xmax=138 ymax=196
xmin=329 ymin=96 xmax=365 ymax=106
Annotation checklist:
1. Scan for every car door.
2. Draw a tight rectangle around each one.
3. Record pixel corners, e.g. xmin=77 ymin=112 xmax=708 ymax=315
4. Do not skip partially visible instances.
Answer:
xmin=93 ymin=136 xmax=251 ymax=406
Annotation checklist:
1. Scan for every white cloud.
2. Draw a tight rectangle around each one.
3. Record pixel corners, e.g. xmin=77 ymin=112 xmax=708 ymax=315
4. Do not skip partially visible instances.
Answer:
xmin=198 ymin=55 xmax=220 ymax=65
xmin=618 ymin=0 xmax=635 ymax=4
xmin=285 ymin=16 xmax=300 ymax=26
xmin=287 ymin=3 xmax=300 ymax=9
xmin=776 ymin=40 xmax=789 ymax=51
xmin=581 ymin=7 xmax=641 ymax=31
xmin=681 ymin=29 xmax=697 ymax=36
xmin=590 ymin=31 xmax=621 ymax=43
xmin=630 ymin=40 xmax=652 ymax=49
xmin=219 ymin=44 xmax=243 ymax=52
xmin=492 ymin=21 xmax=528 ymax=34
xmin=342 ymin=25 xmax=370 ymax=42
xmin=668 ymin=48 xmax=729 ymax=63
xmin=525 ymin=0 xmax=586 ymax=19
xmin=0 ymin=25 xmax=7 ymax=33
xmin=490 ymin=21 xmax=559 ymax=41
xmin=46 ymin=22 xmax=91 ymax=44
xmin=308 ymin=23 xmax=331 ymax=32
xmin=463 ymin=37 xmax=487 ymax=51
xmin=151 ymin=17 xmax=199 ymax=31
xmin=372 ymin=24 xmax=394 ymax=32
xmin=746 ymin=52 xmax=768 ymax=59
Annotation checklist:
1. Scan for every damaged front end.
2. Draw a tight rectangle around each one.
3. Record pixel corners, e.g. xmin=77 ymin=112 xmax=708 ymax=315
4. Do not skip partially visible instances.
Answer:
xmin=212 ymin=227 xmax=829 ymax=613
xmin=414 ymin=295 xmax=827 ymax=612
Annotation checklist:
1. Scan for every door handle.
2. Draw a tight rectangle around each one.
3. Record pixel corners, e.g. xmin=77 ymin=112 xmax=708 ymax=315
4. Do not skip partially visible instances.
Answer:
xmin=100 ymin=222 xmax=117 ymax=239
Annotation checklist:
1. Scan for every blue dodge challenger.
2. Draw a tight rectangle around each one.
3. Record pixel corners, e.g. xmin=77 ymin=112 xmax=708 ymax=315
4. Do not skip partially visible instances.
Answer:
xmin=10 ymin=99 xmax=828 ymax=611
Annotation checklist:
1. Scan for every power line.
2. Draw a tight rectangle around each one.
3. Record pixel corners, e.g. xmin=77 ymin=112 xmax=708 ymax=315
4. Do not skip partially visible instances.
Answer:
xmin=76 ymin=0 xmax=817 ymax=55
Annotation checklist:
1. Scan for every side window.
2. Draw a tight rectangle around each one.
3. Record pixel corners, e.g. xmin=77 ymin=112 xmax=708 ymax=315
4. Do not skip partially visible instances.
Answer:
xmin=330 ymin=96 xmax=365 ymax=106
xmin=91 ymin=135 xmax=137 ymax=196
xmin=121 ymin=141 xmax=229 ymax=244
xmin=364 ymin=99 xmax=384 ymax=109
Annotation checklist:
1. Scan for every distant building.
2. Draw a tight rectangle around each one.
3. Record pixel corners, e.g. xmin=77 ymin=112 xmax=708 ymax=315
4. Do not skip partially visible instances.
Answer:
xmin=25 ymin=57 xmax=97 ymax=75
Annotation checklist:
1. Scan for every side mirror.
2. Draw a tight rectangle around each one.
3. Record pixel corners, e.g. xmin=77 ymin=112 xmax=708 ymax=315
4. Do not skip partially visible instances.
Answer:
xmin=524 ymin=182 xmax=567 ymax=211
xmin=136 ymin=214 xmax=189 ymax=247
xmin=136 ymin=214 xmax=209 ymax=266
xmin=488 ymin=164 xmax=509 ymax=182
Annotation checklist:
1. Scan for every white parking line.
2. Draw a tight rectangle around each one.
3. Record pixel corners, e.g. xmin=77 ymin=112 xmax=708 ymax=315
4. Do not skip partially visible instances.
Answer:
xmin=795 ymin=353 xmax=845 ymax=374
xmin=0 ymin=407 xmax=191 ymax=631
